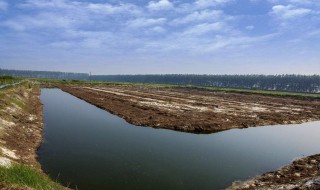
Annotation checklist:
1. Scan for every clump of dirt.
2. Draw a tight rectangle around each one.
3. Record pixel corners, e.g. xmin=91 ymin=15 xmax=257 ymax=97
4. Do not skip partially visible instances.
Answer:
xmin=58 ymin=84 xmax=320 ymax=133
xmin=227 ymin=154 xmax=320 ymax=190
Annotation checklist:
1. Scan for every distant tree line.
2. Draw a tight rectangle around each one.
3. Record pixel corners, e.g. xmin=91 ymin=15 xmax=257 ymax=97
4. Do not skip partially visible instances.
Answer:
xmin=92 ymin=74 xmax=320 ymax=93
xmin=1 ymin=68 xmax=319 ymax=93
xmin=0 ymin=68 xmax=89 ymax=80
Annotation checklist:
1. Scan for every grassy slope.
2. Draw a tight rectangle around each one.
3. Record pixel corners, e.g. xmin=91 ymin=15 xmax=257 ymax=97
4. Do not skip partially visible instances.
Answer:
xmin=0 ymin=164 xmax=65 ymax=190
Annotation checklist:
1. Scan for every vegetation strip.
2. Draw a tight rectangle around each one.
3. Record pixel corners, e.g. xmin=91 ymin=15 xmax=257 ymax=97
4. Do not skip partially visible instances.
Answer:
xmin=38 ymin=78 xmax=320 ymax=99
xmin=2 ymin=69 xmax=319 ymax=94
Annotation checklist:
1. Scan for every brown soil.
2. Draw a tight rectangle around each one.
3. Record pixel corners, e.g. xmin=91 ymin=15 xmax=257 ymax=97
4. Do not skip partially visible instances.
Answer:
xmin=0 ymin=83 xmax=68 ymax=190
xmin=58 ymin=84 xmax=320 ymax=133
xmin=228 ymin=154 xmax=320 ymax=190
xmin=0 ymin=83 xmax=43 ymax=167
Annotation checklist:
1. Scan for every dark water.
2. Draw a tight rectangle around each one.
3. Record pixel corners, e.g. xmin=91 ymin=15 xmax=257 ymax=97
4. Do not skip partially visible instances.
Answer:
xmin=38 ymin=89 xmax=320 ymax=190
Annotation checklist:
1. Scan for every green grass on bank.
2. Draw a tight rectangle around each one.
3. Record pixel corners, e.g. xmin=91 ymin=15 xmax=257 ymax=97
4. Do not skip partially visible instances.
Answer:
xmin=0 ymin=76 xmax=22 ymax=86
xmin=0 ymin=164 xmax=65 ymax=190
xmin=34 ymin=78 xmax=320 ymax=99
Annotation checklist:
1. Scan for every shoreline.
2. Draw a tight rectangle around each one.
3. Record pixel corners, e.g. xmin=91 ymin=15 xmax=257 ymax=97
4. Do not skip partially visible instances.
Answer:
xmin=227 ymin=154 xmax=320 ymax=189
xmin=0 ymin=82 xmax=67 ymax=189
xmin=58 ymin=83 xmax=320 ymax=133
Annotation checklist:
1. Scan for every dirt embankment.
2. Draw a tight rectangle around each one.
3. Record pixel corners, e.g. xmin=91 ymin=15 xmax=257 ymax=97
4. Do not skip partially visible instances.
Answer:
xmin=58 ymin=84 xmax=320 ymax=133
xmin=0 ymin=83 xmax=67 ymax=189
xmin=228 ymin=154 xmax=320 ymax=190
xmin=0 ymin=83 xmax=42 ymax=168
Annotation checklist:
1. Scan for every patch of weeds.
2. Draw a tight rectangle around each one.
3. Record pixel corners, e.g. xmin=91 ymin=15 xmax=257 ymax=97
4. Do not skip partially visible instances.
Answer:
xmin=10 ymin=98 xmax=25 ymax=109
xmin=0 ymin=164 xmax=65 ymax=190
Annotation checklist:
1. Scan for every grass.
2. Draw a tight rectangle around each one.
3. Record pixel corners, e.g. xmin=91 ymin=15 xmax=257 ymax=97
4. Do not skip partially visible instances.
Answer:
xmin=0 ymin=164 xmax=65 ymax=190
xmin=10 ymin=98 xmax=25 ymax=109
xmin=190 ymin=86 xmax=320 ymax=99
xmin=0 ymin=77 xmax=21 ymax=86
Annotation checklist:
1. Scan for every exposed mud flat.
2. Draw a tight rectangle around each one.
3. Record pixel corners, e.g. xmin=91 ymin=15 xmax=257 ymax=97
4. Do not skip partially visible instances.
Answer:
xmin=59 ymin=84 xmax=320 ymax=133
xmin=228 ymin=154 xmax=320 ymax=190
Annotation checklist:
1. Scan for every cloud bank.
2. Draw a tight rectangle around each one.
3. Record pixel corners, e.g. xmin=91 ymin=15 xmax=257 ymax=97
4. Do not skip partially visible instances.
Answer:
xmin=0 ymin=0 xmax=319 ymax=74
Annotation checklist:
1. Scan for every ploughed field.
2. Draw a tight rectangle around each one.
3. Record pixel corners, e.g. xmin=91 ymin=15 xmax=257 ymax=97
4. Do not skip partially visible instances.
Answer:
xmin=59 ymin=84 xmax=320 ymax=133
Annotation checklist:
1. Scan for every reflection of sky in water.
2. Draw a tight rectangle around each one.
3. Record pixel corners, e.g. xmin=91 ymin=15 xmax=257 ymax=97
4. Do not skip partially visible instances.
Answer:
xmin=38 ymin=89 xmax=320 ymax=190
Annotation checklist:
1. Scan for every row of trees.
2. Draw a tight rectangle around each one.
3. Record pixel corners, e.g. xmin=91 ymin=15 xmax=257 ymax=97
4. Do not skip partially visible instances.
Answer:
xmin=92 ymin=74 xmax=320 ymax=93
xmin=0 ymin=76 xmax=21 ymax=85
xmin=0 ymin=68 xmax=89 ymax=80
xmin=1 ymin=68 xmax=319 ymax=93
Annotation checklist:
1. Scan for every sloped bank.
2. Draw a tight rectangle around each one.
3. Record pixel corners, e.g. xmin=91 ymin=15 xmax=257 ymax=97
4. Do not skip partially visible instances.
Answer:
xmin=0 ymin=82 xmax=67 ymax=189
xmin=228 ymin=154 xmax=320 ymax=190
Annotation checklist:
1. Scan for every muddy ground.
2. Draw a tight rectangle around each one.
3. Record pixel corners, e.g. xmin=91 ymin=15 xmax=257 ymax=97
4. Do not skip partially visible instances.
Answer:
xmin=228 ymin=154 xmax=320 ymax=190
xmin=59 ymin=84 xmax=320 ymax=133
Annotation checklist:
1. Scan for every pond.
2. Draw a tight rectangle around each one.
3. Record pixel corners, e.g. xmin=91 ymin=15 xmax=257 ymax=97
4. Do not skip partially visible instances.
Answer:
xmin=38 ymin=88 xmax=320 ymax=190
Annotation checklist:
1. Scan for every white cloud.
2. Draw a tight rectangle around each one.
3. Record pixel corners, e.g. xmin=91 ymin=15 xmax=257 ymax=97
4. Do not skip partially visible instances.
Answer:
xmin=150 ymin=26 xmax=166 ymax=33
xmin=2 ymin=1 xmax=143 ymax=31
xmin=0 ymin=0 xmax=8 ymax=11
xmin=20 ymin=0 xmax=73 ymax=9
xmin=147 ymin=0 xmax=173 ymax=11
xmin=86 ymin=3 xmax=141 ymax=15
xmin=1 ymin=12 xmax=81 ymax=31
xmin=182 ymin=22 xmax=224 ymax=36
xmin=246 ymin=25 xmax=255 ymax=30
xmin=21 ymin=0 xmax=141 ymax=15
xmin=127 ymin=18 xmax=167 ymax=28
xmin=194 ymin=0 xmax=232 ymax=9
xmin=271 ymin=4 xmax=312 ymax=19
xmin=171 ymin=10 xmax=224 ymax=25
xmin=268 ymin=0 xmax=314 ymax=5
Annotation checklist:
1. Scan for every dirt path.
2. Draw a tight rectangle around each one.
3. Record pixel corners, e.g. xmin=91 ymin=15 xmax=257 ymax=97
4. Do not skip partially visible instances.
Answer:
xmin=59 ymin=84 xmax=320 ymax=133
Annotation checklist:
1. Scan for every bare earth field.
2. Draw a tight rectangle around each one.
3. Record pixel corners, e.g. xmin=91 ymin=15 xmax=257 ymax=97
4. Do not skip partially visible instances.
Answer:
xmin=59 ymin=84 xmax=320 ymax=133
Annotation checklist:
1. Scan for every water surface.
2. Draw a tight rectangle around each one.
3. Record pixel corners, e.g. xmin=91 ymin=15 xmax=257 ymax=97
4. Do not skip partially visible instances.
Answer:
xmin=38 ymin=89 xmax=320 ymax=190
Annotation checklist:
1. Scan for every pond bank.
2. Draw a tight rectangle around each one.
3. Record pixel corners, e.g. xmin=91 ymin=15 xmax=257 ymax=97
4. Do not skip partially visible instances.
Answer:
xmin=0 ymin=83 xmax=66 ymax=189
xmin=228 ymin=154 xmax=320 ymax=190
xmin=58 ymin=83 xmax=320 ymax=133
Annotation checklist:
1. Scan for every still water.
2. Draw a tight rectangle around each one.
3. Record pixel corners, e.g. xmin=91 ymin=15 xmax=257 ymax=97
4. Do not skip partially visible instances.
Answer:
xmin=38 ymin=89 xmax=320 ymax=190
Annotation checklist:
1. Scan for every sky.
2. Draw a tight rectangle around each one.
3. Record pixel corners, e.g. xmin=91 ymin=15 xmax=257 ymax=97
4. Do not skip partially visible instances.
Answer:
xmin=0 ymin=0 xmax=319 ymax=74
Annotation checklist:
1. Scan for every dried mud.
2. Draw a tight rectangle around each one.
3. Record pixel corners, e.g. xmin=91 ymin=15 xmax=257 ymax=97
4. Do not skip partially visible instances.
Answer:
xmin=59 ymin=84 xmax=320 ymax=133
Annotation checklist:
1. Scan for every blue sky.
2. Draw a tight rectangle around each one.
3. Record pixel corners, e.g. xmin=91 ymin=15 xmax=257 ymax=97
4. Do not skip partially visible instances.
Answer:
xmin=0 ymin=0 xmax=319 ymax=74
